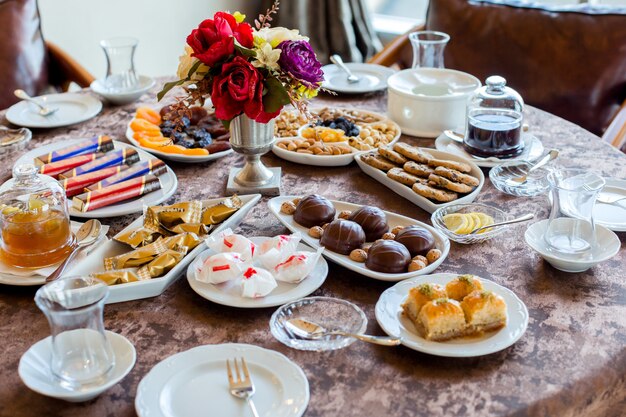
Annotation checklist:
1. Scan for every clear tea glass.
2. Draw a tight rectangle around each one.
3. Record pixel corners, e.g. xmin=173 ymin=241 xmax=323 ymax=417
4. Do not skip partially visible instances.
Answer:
xmin=410 ymin=30 xmax=450 ymax=69
xmin=100 ymin=37 xmax=139 ymax=92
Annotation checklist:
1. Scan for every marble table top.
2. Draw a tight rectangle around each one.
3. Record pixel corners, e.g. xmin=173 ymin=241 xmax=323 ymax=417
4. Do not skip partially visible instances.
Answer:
xmin=0 ymin=86 xmax=624 ymax=417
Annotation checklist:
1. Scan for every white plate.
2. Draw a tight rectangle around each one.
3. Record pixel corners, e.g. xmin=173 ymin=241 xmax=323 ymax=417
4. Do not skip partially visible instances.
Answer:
xmin=355 ymin=148 xmax=485 ymax=214
xmin=126 ymin=125 xmax=233 ymax=163
xmin=375 ymin=273 xmax=529 ymax=357
xmin=322 ymin=63 xmax=396 ymax=93
xmin=6 ymin=93 xmax=102 ymax=129
xmin=594 ymin=178 xmax=626 ymax=232
xmin=435 ymin=132 xmax=544 ymax=168
xmin=186 ymin=237 xmax=328 ymax=308
xmin=14 ymin=140 xmax=178 ymax=218
xmin=135 ymin=343 xmax=309 ymax=417
xmin=268 ymin=196 xmax=450 ymax=281
xmin=91 ymin=75 xmax=155 ymax=105
xmin=69 ymin=194 xmax=261 ymax=303
xmin=19 ymin=330 xmax=136 ymax=402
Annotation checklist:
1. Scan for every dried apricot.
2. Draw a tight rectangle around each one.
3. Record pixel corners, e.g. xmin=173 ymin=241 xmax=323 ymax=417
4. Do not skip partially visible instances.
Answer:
xmin=130 ymin=118 xmax=160 ymax=134
xmin=135 ymin=107 xmax=161 ymax=125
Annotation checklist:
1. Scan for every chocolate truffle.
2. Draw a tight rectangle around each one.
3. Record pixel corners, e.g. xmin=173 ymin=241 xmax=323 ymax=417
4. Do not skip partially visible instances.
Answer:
xmin=320 ymin=219 xmax=365 ymax=255
xmin=293 ymin=194 xmax=336 ymax=228
xmin=394 ymin=226 xmax=435 ymax=257
xmin=348 ymin=206 xmax=388 ymax=242
xmin=365 ymin=240 xmax=411 ymax=273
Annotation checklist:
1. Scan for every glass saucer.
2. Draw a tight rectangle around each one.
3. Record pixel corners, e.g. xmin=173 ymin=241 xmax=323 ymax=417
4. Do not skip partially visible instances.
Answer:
xmin=270 ymin=297 xmax=367 ymax=351
xmin=489 ymin=160 xmax=552 ymax=197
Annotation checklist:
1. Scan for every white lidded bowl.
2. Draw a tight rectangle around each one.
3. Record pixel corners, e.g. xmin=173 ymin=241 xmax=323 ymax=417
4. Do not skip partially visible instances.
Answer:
xmin=387 ymin=68 xmax=480 ymax=138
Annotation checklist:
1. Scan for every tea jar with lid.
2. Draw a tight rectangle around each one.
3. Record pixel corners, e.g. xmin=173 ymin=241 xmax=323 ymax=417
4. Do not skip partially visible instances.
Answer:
xmin=0 ymin=164 xmax=74 ymax=268
xmin=463 ymin=75 xmax=524 ymax=158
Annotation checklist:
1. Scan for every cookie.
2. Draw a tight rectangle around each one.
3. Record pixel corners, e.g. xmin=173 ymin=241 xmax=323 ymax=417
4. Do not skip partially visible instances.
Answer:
xmin=434 ymin=166 xmax=480 ymax=186
xmin=428 ymin=174 xmax=475 ymax=193
xmin=361 ymin=153 xmax=397 ymax=172
xmin=387 ymin=168 xmax=421 ymax=186
xmin=412 ymin=182 xmax=458 ymax=202
xmin=393 ymin=142 xmax=432 ymax=164
xmin=403 ymin=161 xmax=435 ymax=178
xmin=378 ymin=146 xmax=408 ymax=165
xmin=428 ymin=158 xmax=472 ymax=173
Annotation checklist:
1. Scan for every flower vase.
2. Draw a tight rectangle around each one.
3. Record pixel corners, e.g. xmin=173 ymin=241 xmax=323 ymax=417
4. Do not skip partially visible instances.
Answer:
xmin=226 ymin=114 xmax=281 ymax=195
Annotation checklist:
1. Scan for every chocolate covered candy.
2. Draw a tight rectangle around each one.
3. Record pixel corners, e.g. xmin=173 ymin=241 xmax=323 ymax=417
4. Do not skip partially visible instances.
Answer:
xmin=319 ymin=219 xmax=365 ymax=255
xmin=348 ymin=206 xmax=388 ymax=242
xmin=293 ymin=194 xmax=336 ymax=228
xmin=394 ymin=226 xmax=435 ymax=257
xmin=365 ymin=240 xmax=411 ymax=273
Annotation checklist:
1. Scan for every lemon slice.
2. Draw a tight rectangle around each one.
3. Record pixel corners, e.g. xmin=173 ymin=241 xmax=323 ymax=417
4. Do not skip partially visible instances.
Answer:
xmin=469 ymin=213 xmax=484 ymax=232
xmin=458 ymin=213 xmax=475 ymax=234
xmin=28 ymin=198 xmax=49 ymax=212
xmin=473 ymin=212 xmax=495 ymax=234
xmin=442 ymin=213 xmax=469 ymax=234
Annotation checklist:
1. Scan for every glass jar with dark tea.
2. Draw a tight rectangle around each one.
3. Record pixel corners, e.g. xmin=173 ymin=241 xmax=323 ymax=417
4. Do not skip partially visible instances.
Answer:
xmin=0 ymin=164 xmax=74 ymax=268
xmin=463 ymin=76 xmax=524 ymax=158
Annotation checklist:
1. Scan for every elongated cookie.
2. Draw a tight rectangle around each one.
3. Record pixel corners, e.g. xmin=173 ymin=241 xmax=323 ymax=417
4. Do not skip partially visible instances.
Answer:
xmin=428 ymin=158 xmax=471 ymax=173
xmin=379 ymin=147 xmax=408 ymax=165
xmin=361 ymin=153 xmax=397 ymax=172
xmin=434 ymin=166 xmax=480 ymax=186
xmin=412 ymin=182 xmax=458 ymax=202
xmin=428 ymin=174 xmax=475 ymax=193
xmin=393 ymin=142 xmax=432 ymax=164
xmin=404 ymin=161 xmax=435 ymax=178
xmin=387 ymin=168 xmax=424 ymax=186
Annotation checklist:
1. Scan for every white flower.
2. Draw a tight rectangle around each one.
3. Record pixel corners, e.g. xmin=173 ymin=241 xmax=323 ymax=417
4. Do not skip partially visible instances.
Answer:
xmin=176 ymin=45 xmax=208 ymax=83
xmin=252 ymin=43 xmax=281 ymax=71
xmin=253 ymin=27 xmax=308 ymax=48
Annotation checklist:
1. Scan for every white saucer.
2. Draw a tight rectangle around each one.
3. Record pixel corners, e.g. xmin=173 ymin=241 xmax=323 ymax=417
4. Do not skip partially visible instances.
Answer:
xmin=6 ymin=93 xmax=102 ymax=129
xmin=91 ymin=75 xmax=155 ymax=105
xmin=435 ymin=132 xmax=544 ymax=168
xmin=322 ymin=63 xmax=395 ymax=94
xmin=525 ymin=219 xmax=620 ymax=273
xmin=187 ymin=237 xmax=328 ymax=308
xmin=593 ymin=178 xmax=626 ymax=232
xmin=19 ymin=331 xmax=136 ymax=402
xmin=135 ymin=343 xmax=309 ymax=417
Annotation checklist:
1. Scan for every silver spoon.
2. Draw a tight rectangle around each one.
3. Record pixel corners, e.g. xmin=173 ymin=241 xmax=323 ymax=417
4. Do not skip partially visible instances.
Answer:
xmin=468 ymin=213 xmax=534 ymax=235
xmin=443 ymin=129 xmax=464 ymax=143
xmin=14 ymin=89 xmax=59 ymax=117
xmin=330 ymin=54 xmax=360 ymax=84
xmin=286 ymin=318 xmax=401 ymax=346
xmin=46 ymin=219 xmax=102 ymax=282
xmin=508 ymin=150 xmax=559 ymax=185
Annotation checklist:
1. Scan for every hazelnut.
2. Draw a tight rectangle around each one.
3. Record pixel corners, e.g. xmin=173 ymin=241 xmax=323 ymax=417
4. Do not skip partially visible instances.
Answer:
xmin=280 ymin=201 xmax=296 ymax=215
xmin=349 ymin=249 xmax=368 ymax=262
xmin=412 ymin=255 xmax=428 ymax=265
xmin=382 ymin=232 xmax=395 ymax=240
xmin=426 ymin=249 xmax=442 ymax=264
xmin=338 ymin=210 xmax=352 ymax=219
xmin=391 ymin=226 xmax=405 ymax=235
xmin=309 ymin=226 xmax=324 ymax=239
xmin=408 ymin=260 xmax=427 ymax=272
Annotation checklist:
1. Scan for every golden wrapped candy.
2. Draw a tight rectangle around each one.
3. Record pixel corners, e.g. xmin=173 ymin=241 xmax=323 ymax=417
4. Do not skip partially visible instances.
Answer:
xmin=114 ymin=227 xmax=162 ymax=248
xmin=144 ymin=201 xmax=203 ymax=235
xmin=137 ymin=248 xmax=186 ymax=279
xmin=168 ymin=223 xmax=210 ymax=236
xmin=201 ymin=195 xmax=243 ymax=225
xmin=91 ymin=270 xmax=142 ymax=286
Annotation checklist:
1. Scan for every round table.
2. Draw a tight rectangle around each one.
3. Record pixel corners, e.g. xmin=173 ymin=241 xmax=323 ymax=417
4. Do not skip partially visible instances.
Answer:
xmin=0 ymin=87 xmax=624 ymax=417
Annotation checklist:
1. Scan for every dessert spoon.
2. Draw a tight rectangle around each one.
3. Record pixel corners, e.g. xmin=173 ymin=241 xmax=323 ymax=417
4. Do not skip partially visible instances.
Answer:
xmin=508 ymin=150 xmax=559 ymax=185
xmin=330 ymin=54 xmax=360 ymax=84
xmin=14 ymin=89 xmax=59 ymax=117
xmin=46 ymin=219 xmax=102 ymax=282
xmin=286 ymin=318 xmax=401 ymax=346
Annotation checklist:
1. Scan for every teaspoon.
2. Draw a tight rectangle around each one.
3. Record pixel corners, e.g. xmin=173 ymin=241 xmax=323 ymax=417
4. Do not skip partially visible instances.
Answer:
xmin=46 ymin=219 xmax=102 ymax=282
xmin=286 ymin=318 xmax=401 ymax=346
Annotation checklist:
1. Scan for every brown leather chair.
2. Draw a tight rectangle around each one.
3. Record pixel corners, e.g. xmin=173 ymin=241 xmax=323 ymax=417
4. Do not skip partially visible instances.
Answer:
xmin=369 ymin=0 xmax=626 ymax=143
xmin=0 ymin=0 xmax=94 ymax=111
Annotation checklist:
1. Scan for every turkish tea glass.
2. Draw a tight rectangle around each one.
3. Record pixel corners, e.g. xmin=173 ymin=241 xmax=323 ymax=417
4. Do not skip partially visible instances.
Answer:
xmin=35 ymin=276 xmax=115 ymax=390
xmin=100 ymin=37 xmax=139 ymax=92
xmin=544 ymin=169 xmax=605 ymax=259
xmin=410 ymin=30 xmax=450 ymax=69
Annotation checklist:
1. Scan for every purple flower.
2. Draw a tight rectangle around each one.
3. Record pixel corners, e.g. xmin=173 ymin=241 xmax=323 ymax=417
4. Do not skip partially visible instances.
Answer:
xmin=277 ymin=40 xmax=324 ymax=87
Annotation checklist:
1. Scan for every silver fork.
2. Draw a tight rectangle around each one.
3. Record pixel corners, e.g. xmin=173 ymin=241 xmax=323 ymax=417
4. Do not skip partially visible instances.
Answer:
xmin=226 ymin=357 xmax=260 ymax=417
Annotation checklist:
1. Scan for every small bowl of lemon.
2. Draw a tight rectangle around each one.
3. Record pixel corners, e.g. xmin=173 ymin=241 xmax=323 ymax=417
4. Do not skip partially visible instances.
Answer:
xmin=430 ymin=203 xmax=509 ymax=244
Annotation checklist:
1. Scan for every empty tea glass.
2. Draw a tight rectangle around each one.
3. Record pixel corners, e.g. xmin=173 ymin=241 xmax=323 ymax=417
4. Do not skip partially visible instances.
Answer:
xmin=544 ymin=169 xmax=605 ymax=259
xmin=410 ymin=30 xmax=450 ymax=69
xmin=100 ymin=37 xmax=139 ymax=92
xmin=35 ymin=276 xmax=115 ymax=390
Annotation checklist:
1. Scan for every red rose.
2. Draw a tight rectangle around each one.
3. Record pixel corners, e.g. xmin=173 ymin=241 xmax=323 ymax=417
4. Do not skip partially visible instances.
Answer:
xmin=211 ymin=57 xmax=280 ymax=123
xmin=186 ymin=12 xmax=253 ymax=67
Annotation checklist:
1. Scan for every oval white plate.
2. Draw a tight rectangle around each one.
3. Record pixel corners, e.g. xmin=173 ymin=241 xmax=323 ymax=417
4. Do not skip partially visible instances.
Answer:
xmin=135 ymin=343 xmax=309 ymax=417
xmin=19 ymin=330 xmax=136 ymax=402
xmin=126 ymin=125 xmax=233 ymax=163
xmin=14 ymin=139 xmax=178 ymax=218
xmin=268 ymin=196 xmax=450 ymax=281
xmin=187 ymin=237 xmax=328 ymax=308
xmin=375 ymin=273 xmax=529 ymax=357
xmin=593 ymin=178 xmax=626 ymax=232
xmin=355 ymin=147 xmax=484 ymax=214
xmin=7 ymin=93 xmax=102 ymax=129
xmin=435 ymin=132 xmax=544 ymax=168
xmin=322 ymin=63 xmax=396 ymax=93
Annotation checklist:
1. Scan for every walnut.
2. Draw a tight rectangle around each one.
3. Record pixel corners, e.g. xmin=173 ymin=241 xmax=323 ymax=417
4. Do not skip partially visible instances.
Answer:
xmin=426 ymin=249 xmax=442 ymax=264
xmin=280 ymin=201 xmax=296 ymax=215
xmin=349 ymin=249 xmax=368 ymax=262
xmin=308 ymin=226 xmax=324 ymax=239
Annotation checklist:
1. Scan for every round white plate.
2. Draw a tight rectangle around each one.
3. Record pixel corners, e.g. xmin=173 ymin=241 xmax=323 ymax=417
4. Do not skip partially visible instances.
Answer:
xmin=14 ymin=139 xmax=178 ymax=218
xmin=435 ymin=132 xmax=544 ymax=168
xmin=187 ymin=237 xmax=328 ymax=308
xmin=91 ymin=75 xmax=155 ymax=105
xmin=19 ymin=331 xmax=136 ymax=402
xmin=322 ymin=63 xmax=396 ymax=94
xmin=594 ymin=178 xmax=626 ymax=232
xmin=7 ymin=93 xmax=102 ymax=129
xmin=375 ymin=273 xmax=529 ymax=357
xmin=135 ymin=343 xmax=309 ymax=417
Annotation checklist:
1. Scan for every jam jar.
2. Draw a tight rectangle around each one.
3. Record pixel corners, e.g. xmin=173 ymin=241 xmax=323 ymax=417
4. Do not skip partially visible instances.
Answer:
xmin=463 ymin=75 xmax=524 ymax=158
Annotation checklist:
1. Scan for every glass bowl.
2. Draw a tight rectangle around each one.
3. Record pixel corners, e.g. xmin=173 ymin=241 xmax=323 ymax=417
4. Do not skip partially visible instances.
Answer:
xmin=431 ymin=203 xmax=510 ymax=244
xmin=489 ymin=160 xmax=552 ymax=197
xmin=270 ymin=296 xmax=367 ymax=351
xmin=0 ymin=127 xmax=31 ymax=157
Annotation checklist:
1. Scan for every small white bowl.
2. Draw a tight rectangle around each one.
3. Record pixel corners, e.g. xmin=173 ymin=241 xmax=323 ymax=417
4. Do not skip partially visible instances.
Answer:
xmin=524 ymin=219 xmax=620 ymax=273
xmin=91 ymin=75 xmax=155 ymax=105
xmin=387 ymin=68 xmax=480 ymax=138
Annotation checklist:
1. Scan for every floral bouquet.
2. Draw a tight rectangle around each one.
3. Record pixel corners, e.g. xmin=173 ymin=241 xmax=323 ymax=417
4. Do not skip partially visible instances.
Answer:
xmin=159 ymin=1 xmax=324 ymax=127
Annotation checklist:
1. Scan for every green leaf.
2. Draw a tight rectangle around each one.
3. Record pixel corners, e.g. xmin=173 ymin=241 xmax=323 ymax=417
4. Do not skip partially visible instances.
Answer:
xmin=157 ymin=80 xmax=185 ymax=101
xmin=234 ymin=43 xmax=257 ymax=59
xmin=186 ymin=60 xmax=202 ymax=78
xmin=262 ymin=77 xmax=290 ymax=113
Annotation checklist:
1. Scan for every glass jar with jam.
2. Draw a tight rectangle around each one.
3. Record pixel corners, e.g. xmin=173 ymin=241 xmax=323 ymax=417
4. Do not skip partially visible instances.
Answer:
xmin=463 ymin=75 xmax=524 ymax=158
xmin=0 ymin=164 xmax=74 ymax=268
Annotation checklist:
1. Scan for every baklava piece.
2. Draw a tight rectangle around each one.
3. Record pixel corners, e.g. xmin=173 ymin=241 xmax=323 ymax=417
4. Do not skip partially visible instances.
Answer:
xmin=445 ymin=274 xmax=484 ymax=301
xmin=460 ymin=290 xmax=507 ymax=333
xmin=401 ymin=283 xmax=447 ymax=323
xmin=417 ymin=298 xmax=467 ymax=341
